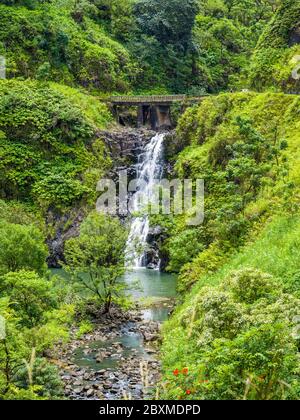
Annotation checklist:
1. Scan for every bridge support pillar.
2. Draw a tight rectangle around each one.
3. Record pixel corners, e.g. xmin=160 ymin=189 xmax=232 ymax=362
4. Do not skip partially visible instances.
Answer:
xmin=137 ymin=105 xmax=144 ymax=128
xmin=146 ymin=105 xmax=171 ymax=130
xmin=112 ymin=105 xmax=120 ymax=124
xmin=137 ymin=104 xmax=172 ymax=130
xmin=138 ymin=105 xmax=153 ymax=128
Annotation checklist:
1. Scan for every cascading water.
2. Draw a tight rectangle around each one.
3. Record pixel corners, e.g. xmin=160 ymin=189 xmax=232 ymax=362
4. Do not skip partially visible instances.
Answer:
xmin=125 ymin=133 xmax=165 ymax=268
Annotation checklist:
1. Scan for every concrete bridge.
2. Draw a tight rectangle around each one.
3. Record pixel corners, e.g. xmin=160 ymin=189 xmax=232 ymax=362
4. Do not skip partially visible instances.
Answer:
xmin=108 ymin=95 xmax=207 ymax=130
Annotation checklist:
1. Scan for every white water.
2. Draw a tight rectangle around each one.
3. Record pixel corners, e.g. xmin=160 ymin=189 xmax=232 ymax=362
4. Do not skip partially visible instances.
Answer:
xmin=125 ymin=133 xmax=165 ymax=268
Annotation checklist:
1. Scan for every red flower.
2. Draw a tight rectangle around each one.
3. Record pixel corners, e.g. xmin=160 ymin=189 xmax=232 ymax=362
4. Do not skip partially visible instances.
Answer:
xmin=182 ymin=367 xmax=188 ymax=375
xmin=173 ymin=369 xmax=180 ymax=376
xmin=186 ymin=390 xmax=191 ymax=395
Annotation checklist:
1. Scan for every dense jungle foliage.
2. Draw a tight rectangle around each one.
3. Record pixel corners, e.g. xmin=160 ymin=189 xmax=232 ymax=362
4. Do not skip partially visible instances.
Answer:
xmin=249 ymin=0 xmax=300 ymax=93
xmin=0 ymin=80 xmax=112 ymax=209
xmin=0 ymin=0 xmax=283 ymax=93
xmin=0 ymin=0 xmax=300 ymax=401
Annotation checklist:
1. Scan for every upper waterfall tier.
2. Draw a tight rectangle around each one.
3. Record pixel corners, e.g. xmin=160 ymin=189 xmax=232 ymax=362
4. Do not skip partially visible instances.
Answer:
xmin=125 ymin=133 xmax=165 ymax=268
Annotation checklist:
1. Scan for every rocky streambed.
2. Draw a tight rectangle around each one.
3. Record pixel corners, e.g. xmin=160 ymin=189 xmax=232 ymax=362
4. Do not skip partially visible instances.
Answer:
xmin=51 ymin=268 xmax=177 ymax=400
xmin=50 ymin=267 xmax=176 ymax=398
xmin=52 ymin=307 xmax=171 ymax=400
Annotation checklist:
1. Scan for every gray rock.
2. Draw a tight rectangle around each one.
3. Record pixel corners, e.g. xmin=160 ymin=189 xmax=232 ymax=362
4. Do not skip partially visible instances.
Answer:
xmin=86 ymin=389 xmax=94 ymax=397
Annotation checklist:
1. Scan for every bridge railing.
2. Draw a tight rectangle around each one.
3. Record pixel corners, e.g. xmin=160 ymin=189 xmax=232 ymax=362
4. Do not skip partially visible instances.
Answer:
xmin=110 ymin=95 xmax=188 ymax=103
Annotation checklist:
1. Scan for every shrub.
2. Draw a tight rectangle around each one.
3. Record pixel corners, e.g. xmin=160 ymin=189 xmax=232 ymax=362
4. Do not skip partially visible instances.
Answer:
xmin=222 ymin=268 xmax=279 ymax=304
xmin=1 ymin=270 xmax=56 ymax=327
xmin=199 ymin=323 xmax=299 ymax=400
xmin=0 ymin=223 xmax=48 ymax=275
xmin=16 ymin=357 xmax=64 ymax=399
xmin=76 ymin=320 xmax=94 ymax=339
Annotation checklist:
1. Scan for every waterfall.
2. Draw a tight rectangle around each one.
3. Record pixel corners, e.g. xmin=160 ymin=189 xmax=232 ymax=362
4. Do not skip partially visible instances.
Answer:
xmin=125 ymin=133 xmax=165 ymax=268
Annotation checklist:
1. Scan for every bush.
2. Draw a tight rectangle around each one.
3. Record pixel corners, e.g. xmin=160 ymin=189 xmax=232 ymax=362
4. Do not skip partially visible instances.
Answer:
xmin=76 ymin=320 xmax=94 ymax=338
xmin=178 ymin=242 xmax=227 ymax=292
xmin=0 ymin=223 xmax=48 ymax=275
xmin=167 ymin=229 xmax=204 ymax=273
xmin=222 ymin=268 xmax=279 ymax=304
xmin=181 ymin=287 xmax=247 ymax=345
xmin=16 ymin=357 xmax=64 ymax=399
xmin=1 ymin=270 xmax=56 ymax=327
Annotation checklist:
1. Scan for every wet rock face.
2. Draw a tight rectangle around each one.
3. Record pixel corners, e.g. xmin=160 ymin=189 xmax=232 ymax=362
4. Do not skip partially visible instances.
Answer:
xmin=289 ymin=26 xmax=300 ymax=46
xmin=144 ymin=226 xmax=166 ymax=270
xmin=46 ymin=208 xmax=85 ymax=268
xmin=100 ymin=128 xmax=156 ymax=176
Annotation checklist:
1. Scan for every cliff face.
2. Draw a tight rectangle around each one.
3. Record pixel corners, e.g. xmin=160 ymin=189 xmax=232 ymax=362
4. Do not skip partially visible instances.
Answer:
xmin=100 ymin=128 xmax=156 ymax=177
xmin=289 ymin=25 xmax=300 ymax=46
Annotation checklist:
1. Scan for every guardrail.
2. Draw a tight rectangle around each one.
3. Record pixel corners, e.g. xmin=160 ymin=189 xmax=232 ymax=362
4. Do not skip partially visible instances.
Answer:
xmin=109 ymin=95 xmax=207 ymax=104
xmin=110 ymin=95 xmax=186 ymax=103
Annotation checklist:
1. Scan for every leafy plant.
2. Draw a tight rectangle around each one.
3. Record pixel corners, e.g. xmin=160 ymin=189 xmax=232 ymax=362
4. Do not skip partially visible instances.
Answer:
xmin=1 ymin=270 xmax=57 ymax=328
xmin=0 ymin=222 xmax=48 ymax=275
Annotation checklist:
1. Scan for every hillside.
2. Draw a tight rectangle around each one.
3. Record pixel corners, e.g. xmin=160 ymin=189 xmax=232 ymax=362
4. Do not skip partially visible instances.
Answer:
xmin=0 ymin=0 xmax=134 ymax=92
xmin=160 ymin=92 xmax=300 ymax=399
xmin=249 ymin=0 xmax=300 ymax=92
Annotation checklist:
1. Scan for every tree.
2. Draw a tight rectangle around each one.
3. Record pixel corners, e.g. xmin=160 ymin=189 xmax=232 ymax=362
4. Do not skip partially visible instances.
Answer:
xmin=110 ymin=0 xmax=137 ymax=43
xmin=0 ymin=270 xmax=56 ymax=328
xmin=0 ymin=298 xmax=30 ymax=396
xmin=0 ymin=223 xmax=48 ymax=276
xmin=0 ymin=298 xmax=63 ymax=400
xmin=64 ymin=212 xmax=128 ymax=314
xmin=16 ymin=356 xmax=64 ymax=399
xmin=134 ymin=0 xmax=198 ymax=49
xmin=131 ymin=0 xmax=199 ymax=92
